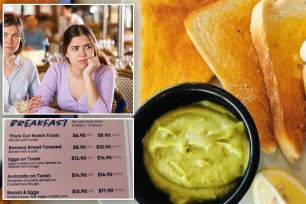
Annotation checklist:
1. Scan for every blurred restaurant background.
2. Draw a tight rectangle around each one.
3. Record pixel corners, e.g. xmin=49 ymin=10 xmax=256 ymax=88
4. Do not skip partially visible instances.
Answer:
xmin=3 ymin=4 xmax=134 ymax=113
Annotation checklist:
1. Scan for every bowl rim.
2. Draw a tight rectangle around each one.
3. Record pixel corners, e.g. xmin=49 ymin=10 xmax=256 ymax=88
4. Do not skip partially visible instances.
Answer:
xmin=134 ymin=82 xmax=260 ymax=203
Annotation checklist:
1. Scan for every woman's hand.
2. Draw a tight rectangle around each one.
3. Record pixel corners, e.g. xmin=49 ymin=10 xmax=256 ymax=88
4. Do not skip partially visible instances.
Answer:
xmin=83 ymin=56 xmax=100 ymax=78
xmin=82 ymin=56 xmax=101 ymax=109
xmin=23 ymin=95 xmax=44 ymax=113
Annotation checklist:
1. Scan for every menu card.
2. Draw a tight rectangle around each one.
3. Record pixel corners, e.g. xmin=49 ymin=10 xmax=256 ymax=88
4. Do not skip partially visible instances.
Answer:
xmin=3 ymin=119 xmax=133 ymax=199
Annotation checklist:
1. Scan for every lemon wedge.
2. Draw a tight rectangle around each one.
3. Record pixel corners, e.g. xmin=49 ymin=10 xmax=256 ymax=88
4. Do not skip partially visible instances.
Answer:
xmin=252 ymin=169 xmax=306 ymax=204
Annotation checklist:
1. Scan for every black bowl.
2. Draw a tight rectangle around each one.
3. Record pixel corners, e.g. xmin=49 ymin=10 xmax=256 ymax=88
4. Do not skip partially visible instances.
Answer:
xmin=134 ymin=83 xmax=260 ymax=204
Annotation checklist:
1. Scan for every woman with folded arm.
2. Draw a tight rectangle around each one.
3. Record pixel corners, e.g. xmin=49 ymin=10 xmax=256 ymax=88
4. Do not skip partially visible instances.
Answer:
xmin=3 ymin=13 xmax=43 ymax=113
xmin=34 ymin=24 xmax=116 ymax=113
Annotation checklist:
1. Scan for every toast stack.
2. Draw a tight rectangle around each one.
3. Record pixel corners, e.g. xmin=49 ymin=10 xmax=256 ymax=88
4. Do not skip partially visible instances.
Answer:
xmin=251 ymin=0 xmax=306 ymax=162
xmin=140 ymin=0 xmax=216 ymax=103
xmin=185 ymin=0 xmax=277 ymax=153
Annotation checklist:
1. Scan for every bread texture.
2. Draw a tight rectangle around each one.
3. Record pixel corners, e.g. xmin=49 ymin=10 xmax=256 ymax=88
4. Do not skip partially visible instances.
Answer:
xmin=250 ymin=0 xmax=306 ymax=162
xmin=140 ymin=0 xmax=216 ymax=103
xmin=185 ymin=0 xmax=277 ymax=153
xmin=304 ymin=66 xmax=306 ymax=92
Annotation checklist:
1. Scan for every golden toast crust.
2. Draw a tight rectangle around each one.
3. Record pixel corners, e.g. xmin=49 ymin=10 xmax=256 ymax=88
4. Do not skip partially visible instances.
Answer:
xmin=251 ymin=0 xmax=306 ymax=162
xmin=185 ymin=0 xmax=277 ymax=153
xmin=140 ymin=0 xmax=216 ymax=103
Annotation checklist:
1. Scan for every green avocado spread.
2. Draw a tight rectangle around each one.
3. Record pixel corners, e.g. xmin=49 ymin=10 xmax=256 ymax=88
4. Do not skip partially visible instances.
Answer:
xmin=142 ymin=101 xmax=249 ymax=203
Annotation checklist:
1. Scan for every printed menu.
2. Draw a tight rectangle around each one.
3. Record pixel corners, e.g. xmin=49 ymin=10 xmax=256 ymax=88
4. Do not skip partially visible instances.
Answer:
xmin=2 ymin=119 xmax=133 ymax=200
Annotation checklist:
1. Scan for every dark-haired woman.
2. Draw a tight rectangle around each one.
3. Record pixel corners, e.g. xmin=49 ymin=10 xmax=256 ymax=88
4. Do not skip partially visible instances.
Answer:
xmin=35 ymin=24 xmax=116 ymax=113
xmin=3 ymin=13 xmax=42 ymax=113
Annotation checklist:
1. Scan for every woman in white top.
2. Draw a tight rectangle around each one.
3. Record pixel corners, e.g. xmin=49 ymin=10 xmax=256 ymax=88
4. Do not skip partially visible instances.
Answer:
xmin=3 ymin=14 xmax=43 ymax=113
xmin=58 ymin=5 xmax=84 ymax=37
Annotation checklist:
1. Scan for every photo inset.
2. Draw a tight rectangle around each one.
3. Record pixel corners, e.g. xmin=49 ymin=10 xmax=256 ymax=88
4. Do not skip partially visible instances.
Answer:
xmin=3 ymin=4 xmax=134 ymax=115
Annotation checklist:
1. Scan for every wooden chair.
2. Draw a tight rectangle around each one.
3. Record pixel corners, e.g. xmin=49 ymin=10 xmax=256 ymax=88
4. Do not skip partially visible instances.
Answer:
xmin=112 ymin=88 xmax=128 ymax=113
xmin=115 ymin=68 xmax=133 ymax=113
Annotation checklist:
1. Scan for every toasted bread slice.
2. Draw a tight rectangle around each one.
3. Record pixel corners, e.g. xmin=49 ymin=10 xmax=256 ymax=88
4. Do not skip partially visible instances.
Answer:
xmin=304 ymin=66 xmax=306 ymax=92
xmin=251 ymin=0 xmax=306 ymax=162
xmin=140 ymin=0 xmax=216 ymax=103
xmin=185 ymin=0 xmax=277 ymax=153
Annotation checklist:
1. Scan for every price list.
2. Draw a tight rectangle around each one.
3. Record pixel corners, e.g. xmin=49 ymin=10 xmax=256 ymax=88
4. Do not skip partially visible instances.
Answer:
xmin=3 ymin=119 xmax=133 ymax=199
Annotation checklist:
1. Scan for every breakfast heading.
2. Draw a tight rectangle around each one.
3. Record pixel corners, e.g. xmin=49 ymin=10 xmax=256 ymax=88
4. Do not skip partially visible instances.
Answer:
xmin=9 ymin=119 xmax=68 ymax=127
